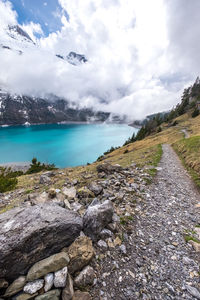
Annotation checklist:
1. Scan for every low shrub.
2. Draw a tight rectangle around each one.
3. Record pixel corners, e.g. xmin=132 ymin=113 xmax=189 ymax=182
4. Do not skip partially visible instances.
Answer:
xmin=26 ymin=158 xmax=56 ymax=174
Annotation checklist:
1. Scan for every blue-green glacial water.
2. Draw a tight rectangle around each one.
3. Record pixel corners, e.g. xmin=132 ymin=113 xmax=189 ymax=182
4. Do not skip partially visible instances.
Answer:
xmin=0 ymin=123 xmax=138 ymax=168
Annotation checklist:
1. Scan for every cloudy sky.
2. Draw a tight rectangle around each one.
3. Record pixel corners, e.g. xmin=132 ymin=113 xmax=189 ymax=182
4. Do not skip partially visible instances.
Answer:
xmin=0 ymin=0 xmax=199 ymax=119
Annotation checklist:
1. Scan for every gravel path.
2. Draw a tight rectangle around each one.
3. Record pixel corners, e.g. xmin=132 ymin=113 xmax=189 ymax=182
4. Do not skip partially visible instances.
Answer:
xmin=92 ymin=144 xmax=200 ymax=299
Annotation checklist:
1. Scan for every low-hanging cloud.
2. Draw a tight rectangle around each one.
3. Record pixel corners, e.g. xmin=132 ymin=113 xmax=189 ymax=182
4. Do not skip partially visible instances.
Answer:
xmin=0 ymin=0 xmax=199 ymax=120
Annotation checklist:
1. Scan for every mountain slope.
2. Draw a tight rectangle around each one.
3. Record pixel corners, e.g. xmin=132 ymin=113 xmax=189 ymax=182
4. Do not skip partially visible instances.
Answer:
xmin=0 ymin=91 xmax=110 ymax=125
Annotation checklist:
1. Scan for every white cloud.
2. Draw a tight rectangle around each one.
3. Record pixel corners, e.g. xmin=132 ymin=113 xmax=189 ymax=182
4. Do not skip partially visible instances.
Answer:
xmin=22 ymin=22 xmax=44 ymax=41
xmin=0 ymin=0 xmax=17 ymax=28
xmin=0 ymin=0 xmax=199 ymax=120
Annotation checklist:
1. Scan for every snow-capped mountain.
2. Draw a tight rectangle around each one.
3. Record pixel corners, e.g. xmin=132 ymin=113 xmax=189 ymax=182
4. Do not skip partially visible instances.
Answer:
xmin=0 ymin=24 xmax=87 ymax=66
xmin=0 ymin=24 xmax=36 ymax=54
xmin=0 ymin=24 xmax=97 ymax=125
xmin=0 ymin=24 xmax=124 ymax=125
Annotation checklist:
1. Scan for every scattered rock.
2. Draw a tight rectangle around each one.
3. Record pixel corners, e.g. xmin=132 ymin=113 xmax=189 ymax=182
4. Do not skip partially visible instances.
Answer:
xmin=54 ymin=267 xmax=68 ymax=288
xmin=44 ymin=273 xmax=54 ymax=292
xmin=74 ymin=266 xmax=95 ymax=288
xmin=35 ymin=192 xmax=48 ymax=204
xmin=100 ymin=229 xmax=113 ymax=239
xmin=186 ymin=285 xmax=200 ymax=299
xmin=23 ymin=279 xmax=44 ymax=294
xmin=39 ymin=175 xmax=51 ymax=184
xmin=88 ymin=183 xmax=103 ymax=196
xmin=189 ymin=240 xmax=200 ymax=252
xmin=70 ymin=202 xmax=82 ymax=212
xmin=77 ymin=187 xmax=94 ymax=199
xmin=27 ymin=252 xmax=69 ymax=281
xmin=0 ymin=203 xmax=82 ymax=280
xmin=4 ymin=276 xmax=26 ymax=297
xmin=97 ymin=240 xmax=107 ymax=250
xmin=72 ymin=291 xmax=91 ymax=300
xmin=35 ymin=289 xmax=61 ymax=300
xmin=67 ymin=236 xmax=95 ymax=274
xmin=119 ymin=244 xmax=127 ymax=254
xmin=62 ymin=187 xmax=76 ymax=199
xmin=62 ymin=274 xmax=74 ymax=300
xmin=83 ymin=200 xmax=113 ymax=241
xmin=96 ymin=163 xmax=122 ymax=174
xmin=48 ymin=189 xmax=57 ymax=199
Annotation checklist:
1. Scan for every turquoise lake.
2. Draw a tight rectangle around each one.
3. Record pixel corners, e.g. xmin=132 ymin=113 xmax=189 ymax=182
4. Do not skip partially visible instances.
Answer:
xmin=0 ymin=124 xmax=138 ymax=168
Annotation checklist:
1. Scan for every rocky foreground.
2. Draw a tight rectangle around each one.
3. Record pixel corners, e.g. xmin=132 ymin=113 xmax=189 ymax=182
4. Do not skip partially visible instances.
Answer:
xmin=0 ymin=145 xmax=200 ymax=299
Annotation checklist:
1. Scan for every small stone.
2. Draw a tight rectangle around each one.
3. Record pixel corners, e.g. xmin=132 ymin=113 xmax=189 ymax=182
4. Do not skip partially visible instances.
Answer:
xmin=72 ymin=291 xmax=92 ymax=300
xmin=97 ymin=240 xmax=108 ymax=250
xmin=114 ymin=236 xmax=122 ymax=246
xmin=35 ymin=289 xmax=61 ymax=300
xmin=44 ymin=273 xmax=54 ymax=292
xmin=54 ymin=267 xmax=68 ymax=288
xmin=88 ymin=183 xmax=103 ymax=196
xmin=172 ymin=242 xmax=178 ymax=246
xmin=186 ymin=285 xmax=200 ymax=299
xmin=62 ymin=274 xmax=74 ymax=300
xmin=74 ymin=266 xmax=95 ymax=288
xmin=70 ymin=202 xmax=82 ymax=212
xmin=119 ymin=244 xmax=127 ymax=254
xmin=77 ymin=187 xmax=94 ymax=199
xmin=100 ymin=229 xmax=113 ymax=239
xmin=64 ymin=199 xmax=71 ymax=209
xmin=67 ymin=236 xmax=95 ymax=274
xmin=39 ymin=175 xmax=51 ymax=184
xmin=4 ymin=276 xmax=26 ymax=297
xmin=23 ymin=279 xmax=44 ymax=294
xmin=27 ymin=252 xmax=70 ymax=281
xmin=189 ymin=240 xmax=200 ymax=252
xmin=62 ymin=187 xmax=76 ymax=199
xmin=48 ymin=189 xmax=57 ymax=199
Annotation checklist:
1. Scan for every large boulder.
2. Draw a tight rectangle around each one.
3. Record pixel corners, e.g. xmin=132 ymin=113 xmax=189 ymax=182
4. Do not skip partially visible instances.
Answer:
xmin=0 ymin=203 xmax=82 ymax=280
xmin=83 ymin=200 xmax=113 ymax=241
xmin=96 ymin=163 xmax=122 ymax=174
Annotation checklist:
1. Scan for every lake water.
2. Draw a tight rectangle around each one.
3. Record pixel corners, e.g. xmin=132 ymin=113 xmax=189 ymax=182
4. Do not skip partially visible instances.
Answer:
xmin=0 ymin=123 xmax=138 ymax=168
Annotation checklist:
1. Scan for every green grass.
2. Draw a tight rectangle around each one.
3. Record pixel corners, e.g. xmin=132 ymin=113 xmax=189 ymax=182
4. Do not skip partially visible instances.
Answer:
xmin=173 ymin=136 xmax=200 ymax=188
xmin=145 ymin=144 xmax=163 ymax=183
xmin=150 ymin=144 xmax=163 ymax=167
xmin=184 ymin=235 xmax=200 ymax=244
xmin=120 ymin=215 xmax=134 ymax=225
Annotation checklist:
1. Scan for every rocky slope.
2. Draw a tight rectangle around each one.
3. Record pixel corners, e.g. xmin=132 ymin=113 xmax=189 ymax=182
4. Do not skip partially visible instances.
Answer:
xmin=0 ymin=143 xmax=199 ymax=299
